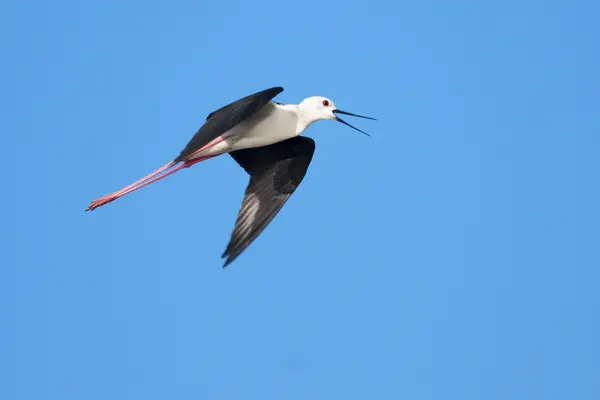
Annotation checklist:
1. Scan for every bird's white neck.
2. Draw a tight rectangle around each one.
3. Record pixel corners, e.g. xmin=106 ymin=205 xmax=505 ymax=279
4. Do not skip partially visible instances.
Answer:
xmin=293 ymin=103 xmax=320 ymax=135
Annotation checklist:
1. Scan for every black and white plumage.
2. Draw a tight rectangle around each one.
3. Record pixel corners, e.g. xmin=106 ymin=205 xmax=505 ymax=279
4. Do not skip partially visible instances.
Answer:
xmin=175 ymin=87 xmax=284 ymax=162
xmin=223 ymin=136 xmax=315 ymax=266
xmin=86 ymin=86 xmax=375 ymax=267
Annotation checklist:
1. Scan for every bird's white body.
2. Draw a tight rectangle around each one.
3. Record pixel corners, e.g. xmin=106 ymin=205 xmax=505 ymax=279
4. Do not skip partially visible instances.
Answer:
xmin=188 ymin=97 xmax=336 ymax=160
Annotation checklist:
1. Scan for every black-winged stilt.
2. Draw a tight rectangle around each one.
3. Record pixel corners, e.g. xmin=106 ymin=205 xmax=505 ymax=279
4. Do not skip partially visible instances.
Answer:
xmin=86 ymin=86 xmax=375 ymax=266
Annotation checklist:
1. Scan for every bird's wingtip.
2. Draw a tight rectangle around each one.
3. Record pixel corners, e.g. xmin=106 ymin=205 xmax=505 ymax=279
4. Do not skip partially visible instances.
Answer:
xmin=266 ymin=86 xmax=284 ymax=94
xmin=221 ymin=249 xmax=231 ymax=268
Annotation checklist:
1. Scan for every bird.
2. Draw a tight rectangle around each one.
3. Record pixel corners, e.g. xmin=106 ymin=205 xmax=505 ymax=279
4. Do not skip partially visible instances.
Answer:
xmin=86 ymin=86 xmax=375 ymax=267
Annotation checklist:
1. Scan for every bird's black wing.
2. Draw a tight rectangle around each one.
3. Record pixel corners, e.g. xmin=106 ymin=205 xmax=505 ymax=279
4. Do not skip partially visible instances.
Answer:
xmin=222 ymin=136 xmax=316 ymax=267
xmin=174 ymin=86 xmax=284 ymax=162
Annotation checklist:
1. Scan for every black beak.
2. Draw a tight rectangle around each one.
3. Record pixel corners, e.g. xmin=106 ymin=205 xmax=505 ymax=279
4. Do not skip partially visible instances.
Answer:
xmin=332 ymin=109 xmax=377 ymax=137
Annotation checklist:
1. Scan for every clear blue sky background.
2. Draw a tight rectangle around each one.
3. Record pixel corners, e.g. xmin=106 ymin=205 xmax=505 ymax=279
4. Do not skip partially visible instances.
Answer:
xmin=2 ymin=0 xmax=599 ymax=399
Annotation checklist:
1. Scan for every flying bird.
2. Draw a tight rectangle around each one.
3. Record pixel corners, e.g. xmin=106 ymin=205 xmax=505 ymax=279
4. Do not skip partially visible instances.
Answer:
xmin=86 ymin=86 xmax=375 ymax=266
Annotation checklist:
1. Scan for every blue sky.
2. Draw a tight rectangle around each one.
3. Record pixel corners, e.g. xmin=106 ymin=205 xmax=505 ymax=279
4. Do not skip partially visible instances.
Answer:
xmin=2 ymin=0 xmax=599 ymax=399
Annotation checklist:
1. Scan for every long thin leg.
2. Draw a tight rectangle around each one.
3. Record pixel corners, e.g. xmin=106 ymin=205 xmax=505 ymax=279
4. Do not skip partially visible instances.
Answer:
xmin=86 ymin=156 xmax=214 ymax=211
xmin=109 ymin=161 xmax=177 ymax=199
xmin=86 ymin=136 xmax=227 ymax=211
xmin=86 ymin=160 xmax=177 ymax=211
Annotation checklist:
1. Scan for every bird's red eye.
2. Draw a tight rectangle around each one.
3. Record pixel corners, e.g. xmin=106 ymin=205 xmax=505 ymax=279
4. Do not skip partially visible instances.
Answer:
xmin=322 ymin=99 xmax=329 ymax=106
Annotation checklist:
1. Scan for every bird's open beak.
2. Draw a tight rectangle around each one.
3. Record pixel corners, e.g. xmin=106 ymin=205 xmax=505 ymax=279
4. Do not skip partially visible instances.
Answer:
xmin=332 ymin=109 xmax=377 ymax=137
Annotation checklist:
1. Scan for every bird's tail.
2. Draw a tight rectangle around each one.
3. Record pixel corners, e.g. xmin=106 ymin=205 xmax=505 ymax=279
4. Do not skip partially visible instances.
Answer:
xmin=85 ymin=156 xmax=212 ymax=211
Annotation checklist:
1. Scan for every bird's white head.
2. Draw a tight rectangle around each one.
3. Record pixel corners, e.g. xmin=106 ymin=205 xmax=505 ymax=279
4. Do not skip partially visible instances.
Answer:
xmin=298 ymin=96 xmax=338 ymax=121
xmin=296 ymin=96 xmax=376 ymax=136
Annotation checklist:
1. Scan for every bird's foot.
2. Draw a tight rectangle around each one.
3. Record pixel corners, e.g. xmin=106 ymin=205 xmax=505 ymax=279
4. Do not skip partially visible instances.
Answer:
xmin=86 ymin=196 xmax=116 ymax=211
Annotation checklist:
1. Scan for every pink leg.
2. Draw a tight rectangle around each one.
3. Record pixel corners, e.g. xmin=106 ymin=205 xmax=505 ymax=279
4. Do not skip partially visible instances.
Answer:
xmin=86 ymin=160 xmax=177 ymax=211
xmin=186 ymin=136 xmax=227 ymax=160
xmin=86 ymin=156 xmax=214 ymax=211
xmin=86 ymin=136 xmax=227 ymax=211
xmin=86 ymin=161 xmax=177 ymax=210
xmin=110 ymin=161 xmax=177 ymax=199
xmin=101 ymin=157 xmax=212 ymax=200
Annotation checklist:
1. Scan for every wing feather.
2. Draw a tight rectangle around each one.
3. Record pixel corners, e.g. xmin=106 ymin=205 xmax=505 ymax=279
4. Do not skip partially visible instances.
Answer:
xmin=222 ymin=136 xmax=316 ymax=267
xmin=174 ymin=86 xmax=284 ymax=162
